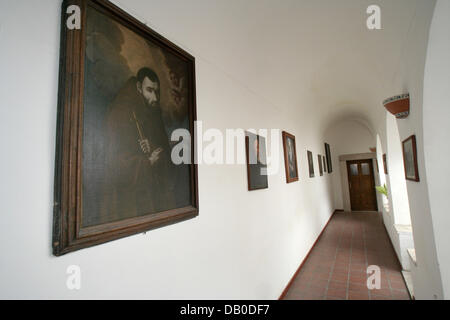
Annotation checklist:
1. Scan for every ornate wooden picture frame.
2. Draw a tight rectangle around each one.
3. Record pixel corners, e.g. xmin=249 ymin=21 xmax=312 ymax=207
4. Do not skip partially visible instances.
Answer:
xmin=318 ymin=154 xmax=324 ymax=176
xmin=325 ymin=143 xmax=332 ymax=173
xmin=307 ymin=151 xmax=315 ymax=178
xmin=53 ymin=0 xmax=198 ymax=255
xmin=402 ymin=135 xmax=420 ymax=182
xmin=282 ymin=131 xmax=299 ymax=183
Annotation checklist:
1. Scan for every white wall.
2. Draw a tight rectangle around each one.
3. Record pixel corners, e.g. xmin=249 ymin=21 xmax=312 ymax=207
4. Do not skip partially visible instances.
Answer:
xmin=377 ymin=134 xmax=398 ymax=252
xmin=1 ymin=0 xmax=446 ymax=301
xmin=324 ymin=120 xmax=376 ymax=210
xmin=385 ymin=113 xmax=411 ymax=226
xmin=376 ymin=134 xmax=387 ymax=208
xmin=380 ymin=114 xmax=414 ymax=271
xmin=377 ymin=132 xmax=404 ymax=269
xmin=423 ymin=0 xmax=450 ymax=299
xmin=379 ymin=0 xmax=443 ymax=299
xmin=0 ymin=0 xmax=335 ymax=299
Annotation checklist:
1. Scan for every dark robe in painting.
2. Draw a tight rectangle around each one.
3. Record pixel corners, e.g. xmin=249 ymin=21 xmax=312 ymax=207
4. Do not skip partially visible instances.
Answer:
xmin=99 ymin=77 xmax=176 ymax=224
xmin=249 ymin=161 xmax=269 ymax=190
xmin=247 ymin=134 xmax=268 ymax=190
xmin=287 ymin=139 xmax=297 ymax=179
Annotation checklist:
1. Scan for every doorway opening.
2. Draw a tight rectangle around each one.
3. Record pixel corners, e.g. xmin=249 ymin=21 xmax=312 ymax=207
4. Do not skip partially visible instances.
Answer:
xmin=346 ymin=159 xmax=378 ymax=211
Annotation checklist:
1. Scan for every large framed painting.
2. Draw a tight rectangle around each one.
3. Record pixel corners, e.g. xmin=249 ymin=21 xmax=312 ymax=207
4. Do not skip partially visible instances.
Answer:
xmin=307 ymin=151 xmax=315 ymax=178
xmin=325 ymin=143 xmax=332 ymax=173
xmin=53 ymin=0 xmax=198 ymax=255
xmin=245 ymin=132 xmax=269 ymax=191
xmin=318 ymin=155 xmax=324 ymax=176
xmin=402 ymin=135 xmax=420 ymax=182
xmin=282 ymin=131 xmax=299 ymax=183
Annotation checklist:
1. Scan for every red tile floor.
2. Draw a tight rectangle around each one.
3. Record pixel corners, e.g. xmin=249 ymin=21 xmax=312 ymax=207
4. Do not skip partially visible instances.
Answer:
xmin=283 ymin=211 xmax=411 ymax=300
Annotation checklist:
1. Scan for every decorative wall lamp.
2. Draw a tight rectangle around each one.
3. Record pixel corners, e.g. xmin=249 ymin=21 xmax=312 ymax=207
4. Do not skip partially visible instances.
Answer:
xmin=383 ymin=93 xmax=410 ymax=119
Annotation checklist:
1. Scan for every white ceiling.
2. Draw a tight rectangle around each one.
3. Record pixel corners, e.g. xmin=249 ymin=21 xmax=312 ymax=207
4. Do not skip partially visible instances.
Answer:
xmin=114 ymin=0 xmax=436 ymax=134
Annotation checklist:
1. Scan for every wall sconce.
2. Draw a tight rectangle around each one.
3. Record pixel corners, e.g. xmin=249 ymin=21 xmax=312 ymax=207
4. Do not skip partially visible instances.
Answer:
xmin=383 ymin=93 xmax=410 ymax=119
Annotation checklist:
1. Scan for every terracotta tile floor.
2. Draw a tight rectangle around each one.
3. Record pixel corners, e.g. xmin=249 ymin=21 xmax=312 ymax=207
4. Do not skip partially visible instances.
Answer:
xmin=283 ymin=211 xmax=410 ymax=300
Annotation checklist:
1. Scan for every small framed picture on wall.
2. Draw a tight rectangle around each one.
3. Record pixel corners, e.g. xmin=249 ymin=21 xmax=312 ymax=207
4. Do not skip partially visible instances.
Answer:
xmin=383 ymin=153 xmax=388 ymax=175
xmin=325 ymin=143 xmax=332 ymax=173
xmin=307 ymin=151 xmax=315 ymax=178
xmin=402 ymin=135 xmax=420 ymax=182
xmin=282 ymin=131 xmax=299 ymax=183
xmin=318 ymin=154 xmax=323 ymax=176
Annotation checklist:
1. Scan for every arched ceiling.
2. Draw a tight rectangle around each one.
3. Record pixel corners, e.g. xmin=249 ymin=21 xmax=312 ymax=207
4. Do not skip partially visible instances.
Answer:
xmin=115 ymin=0 xmax=435 ymax=134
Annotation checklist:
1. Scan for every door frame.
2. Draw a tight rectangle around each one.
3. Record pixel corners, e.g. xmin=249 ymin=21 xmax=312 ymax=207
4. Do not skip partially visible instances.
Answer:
xmin=338 ymin=152 xmax=381 ymax=212
xmin=346 ymin=159 xmax=378 ymax=212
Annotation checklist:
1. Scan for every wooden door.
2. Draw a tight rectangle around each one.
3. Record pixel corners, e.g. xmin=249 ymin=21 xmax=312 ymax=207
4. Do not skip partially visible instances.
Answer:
xmin=347 ymin=159 xmax=378 ymax=211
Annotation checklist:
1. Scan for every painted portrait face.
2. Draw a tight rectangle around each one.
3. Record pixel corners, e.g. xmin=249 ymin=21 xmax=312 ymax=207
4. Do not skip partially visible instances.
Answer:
xmin=138 ymin=76 xmax=159 ymax=107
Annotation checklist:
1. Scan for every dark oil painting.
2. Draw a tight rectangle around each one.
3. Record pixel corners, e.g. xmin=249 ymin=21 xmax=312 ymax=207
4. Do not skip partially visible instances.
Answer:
xmin=282 ymin=131 xmax=299 ymax=183
xmin=325 ymin=143 xmax=332 ymax=173
xmin=53 ymin=0 xmax=198 ymax=255
xmin=307 ymin=151 xmax=315 ymax=178
xmin=82 ymin=5 xmax=192 ymax=227
xmin=245 ymin=132 xmax=269 ymax=191
xmin=318 ymin=154 xmax=323 ymax=176
xmin=402 ymin=135 xmax=419 ymax=182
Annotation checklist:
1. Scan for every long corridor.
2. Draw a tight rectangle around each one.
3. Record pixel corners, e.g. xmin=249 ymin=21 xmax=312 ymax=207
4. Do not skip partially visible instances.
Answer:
xmin=283 ymin=211 xmax=410 ymax=300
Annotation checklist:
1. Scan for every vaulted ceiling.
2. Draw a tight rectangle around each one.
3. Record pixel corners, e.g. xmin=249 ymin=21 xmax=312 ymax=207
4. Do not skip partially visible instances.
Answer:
xmin=114 ymin=0 xmax=435 ymax=135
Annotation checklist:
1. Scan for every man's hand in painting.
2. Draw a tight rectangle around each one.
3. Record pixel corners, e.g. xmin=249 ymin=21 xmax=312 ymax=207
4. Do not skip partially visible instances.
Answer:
xmin=149 ymin=147 xmax=163 ymax=165
xmin=139 ymin=139 xmax=151 ymax=154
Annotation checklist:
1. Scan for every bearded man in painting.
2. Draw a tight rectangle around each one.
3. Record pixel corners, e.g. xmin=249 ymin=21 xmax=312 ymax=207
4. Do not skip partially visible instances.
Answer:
xmin=100 ymin=67 xmax=176 ymax=223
